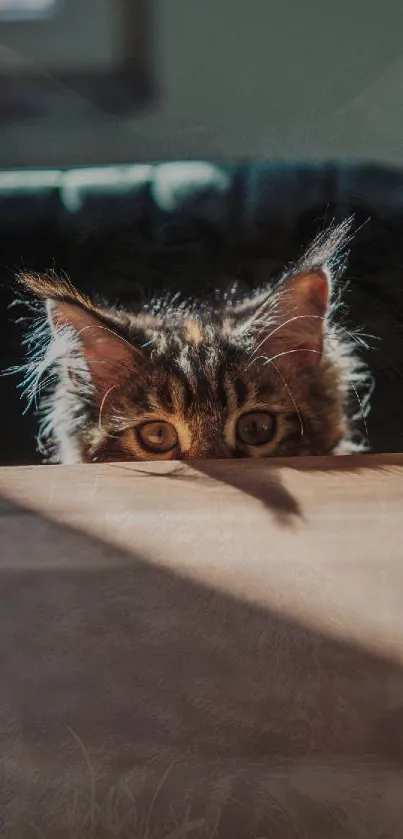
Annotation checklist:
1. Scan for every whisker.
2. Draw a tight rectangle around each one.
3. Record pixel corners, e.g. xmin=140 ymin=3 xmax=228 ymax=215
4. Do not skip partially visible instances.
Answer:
xmin=251 ymin=314 xmax=325 ymax=358
xmin=246 ymin=346 xmax=322 ymax=371
xmin=350 ymin=382 xmax=370 ymax=449
xmin=248 ymin=344 xmax=372 ymax=451
xmin=251 ymin=309 xmax=377 ymax=360
xmin=98 ymin=385 xmax=117 ymax=432
xmin=251 ymin=311 xmax=375 ymax=364
xmin=265 ymin=360 xmax=304 ymax=437
xmin=74 ymin=324 xmax=145 ymax=358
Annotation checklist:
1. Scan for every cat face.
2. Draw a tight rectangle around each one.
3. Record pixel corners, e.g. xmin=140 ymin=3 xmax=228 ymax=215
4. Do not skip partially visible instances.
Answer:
xmin=71 ymin=312 xmax=346 ymax=462
xmin=16 ymin=223 xmax=371 ymax=463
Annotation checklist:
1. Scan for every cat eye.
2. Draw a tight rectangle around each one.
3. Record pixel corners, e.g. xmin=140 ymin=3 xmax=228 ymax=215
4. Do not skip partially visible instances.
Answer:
xmin=236 ymin=411 xmax=275 ymax=447
xmin=137 ymin=421 xmax=178 ymax=453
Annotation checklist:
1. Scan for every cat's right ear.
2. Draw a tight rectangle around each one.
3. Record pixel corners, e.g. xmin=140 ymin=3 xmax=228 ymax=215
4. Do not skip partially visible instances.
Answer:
xmin=18 ymin=272 xmax=144 ymax=400
xmin=234 ymin=219 xmax=352 ymax=371
xmin=47 ymin=299 xmax=142 ymax=396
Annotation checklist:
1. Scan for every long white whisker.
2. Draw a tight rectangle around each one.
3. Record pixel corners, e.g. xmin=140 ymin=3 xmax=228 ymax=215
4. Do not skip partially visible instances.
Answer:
xmin=248 ymin=346 xmax=371 ymax=449
xmin=98 ymin=385 xmax=117 ymax=432
xmin=73 ymin=323 xmax=145 ymax=356
xmin=251 ymin=314 xmax=325 ymax=357
xmin=350 ymin=382 xmax=370 ymax=449
xmin=246 ymin=347 xmax=322 ymax=371
xmin=266 ymin=360 xmax=304 ymax=437
xmin=253 ymin=315 xmax=373 ymax=358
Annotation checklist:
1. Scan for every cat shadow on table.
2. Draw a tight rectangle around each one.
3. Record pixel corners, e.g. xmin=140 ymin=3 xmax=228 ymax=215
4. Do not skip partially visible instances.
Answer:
xmin=115 ymin=451 xmax=401 ymax=528
xmin=115 ymin=461 xmax=302 ymax=526
xmin=192 ymin=454 xmax=400 ymax=522
xmin=190 ymin=461 xmax=302 ymax=525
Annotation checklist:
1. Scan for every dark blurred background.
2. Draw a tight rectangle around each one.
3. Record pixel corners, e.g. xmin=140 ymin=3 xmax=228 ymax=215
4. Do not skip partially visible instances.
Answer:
xmin=2 ymin=0 xmax=403 ymax=464
xmin=0 ymin=0 xmax=403 ymax=168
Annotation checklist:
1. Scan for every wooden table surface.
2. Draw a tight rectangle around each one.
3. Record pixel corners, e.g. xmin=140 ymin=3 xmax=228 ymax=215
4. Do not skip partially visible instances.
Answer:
xmin=1 ymin=454 xmax=403 ymax=838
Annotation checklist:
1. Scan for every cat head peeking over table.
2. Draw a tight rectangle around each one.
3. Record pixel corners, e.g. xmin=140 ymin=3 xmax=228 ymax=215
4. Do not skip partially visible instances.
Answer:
xmin=13 ymin=220 xmax=372 ymax=464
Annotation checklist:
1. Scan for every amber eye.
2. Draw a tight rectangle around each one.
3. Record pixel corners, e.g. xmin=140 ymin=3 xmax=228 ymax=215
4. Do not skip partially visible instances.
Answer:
xmin=137 ymin=421 xmax=178 ymax=453
xmin=236 ymin=411 xmax=275 ymax=447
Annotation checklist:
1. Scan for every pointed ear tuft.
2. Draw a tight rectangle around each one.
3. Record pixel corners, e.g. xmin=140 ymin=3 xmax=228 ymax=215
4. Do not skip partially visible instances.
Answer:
xmin=17 ymin=271 xmax=93 ymax=310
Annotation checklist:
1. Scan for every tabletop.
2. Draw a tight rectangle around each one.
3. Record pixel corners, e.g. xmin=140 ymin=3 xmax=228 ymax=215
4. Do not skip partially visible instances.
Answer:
xmin=1 ymin=454 xmax=403 ymax=838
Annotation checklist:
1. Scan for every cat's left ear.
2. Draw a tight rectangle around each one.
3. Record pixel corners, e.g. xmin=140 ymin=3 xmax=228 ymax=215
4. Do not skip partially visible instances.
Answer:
xmin=251 ymin=267 xmax=331 ymax=369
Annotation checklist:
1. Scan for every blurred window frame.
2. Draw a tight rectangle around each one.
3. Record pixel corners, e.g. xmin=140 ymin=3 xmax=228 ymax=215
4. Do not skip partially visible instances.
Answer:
xmin=0 ymin=0 xmax=155 ymax=120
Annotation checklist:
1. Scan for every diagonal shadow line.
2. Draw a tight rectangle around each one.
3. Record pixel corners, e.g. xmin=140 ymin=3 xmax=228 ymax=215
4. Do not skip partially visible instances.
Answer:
xmin=188 ymin=461 xmax=302 ymax=524
xmin=112 ymin=461 xmax=302 ymax=525
xmin=178 ymin=453 xmax=402 ymax=526
xmin=1 ymin=492 xmax=403 ymax=837
xmin=111 ymin=453 xmax=402 ymax=527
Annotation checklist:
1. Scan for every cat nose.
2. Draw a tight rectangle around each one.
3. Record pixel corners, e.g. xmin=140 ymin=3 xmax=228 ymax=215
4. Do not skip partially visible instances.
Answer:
xmin=185 ymin=441 xmax=229 ymax=459
xmin=203 ymin=441 xmax=231 ymax=459
xmin=184 ymin=436 xmax=230 ymax=459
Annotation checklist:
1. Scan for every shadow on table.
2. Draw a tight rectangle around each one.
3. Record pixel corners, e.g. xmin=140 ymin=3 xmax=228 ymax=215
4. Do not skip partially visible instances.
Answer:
xmin=114 ymin=452 xmax=402 ymax=528
xmin=0 ymin=491 xmax=403 ymax=837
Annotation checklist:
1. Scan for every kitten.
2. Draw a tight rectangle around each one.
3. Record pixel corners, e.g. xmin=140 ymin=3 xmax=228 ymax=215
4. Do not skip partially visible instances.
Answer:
xmin=14 ymin=221 xmax=371 ymax=464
